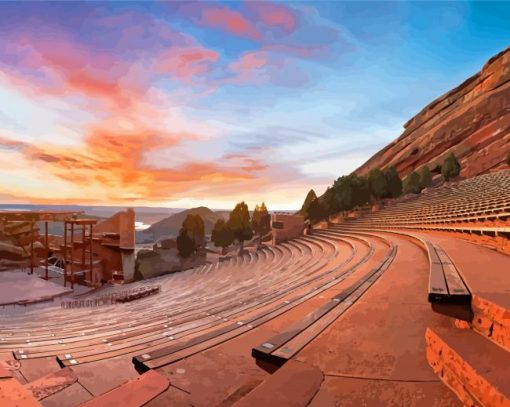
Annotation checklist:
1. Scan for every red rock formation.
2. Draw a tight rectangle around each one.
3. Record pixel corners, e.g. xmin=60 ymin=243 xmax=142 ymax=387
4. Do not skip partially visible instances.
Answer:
xmin=355 ymin=47 xmax=510 ymax=179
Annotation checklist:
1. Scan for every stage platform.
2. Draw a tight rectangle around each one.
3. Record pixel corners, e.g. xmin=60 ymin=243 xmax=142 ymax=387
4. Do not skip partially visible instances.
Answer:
xmin=0 ymin=270 xmax=73 ymax=306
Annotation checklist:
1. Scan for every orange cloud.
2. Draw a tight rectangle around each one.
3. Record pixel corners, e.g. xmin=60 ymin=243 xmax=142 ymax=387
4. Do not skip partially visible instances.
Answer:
xmin=0 ymin=125 xmax=268 ymax=203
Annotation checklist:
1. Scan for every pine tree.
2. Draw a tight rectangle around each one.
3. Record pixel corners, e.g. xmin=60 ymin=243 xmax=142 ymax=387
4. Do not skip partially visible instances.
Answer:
xmin=251 ymin=203 xmax=271 ymax=249
xmin=177 ymin=227 xmax=195 ymax=258
xmin=211 ymin=219 xmax=234 ymax=255
xmin=384 ymin=166 xmax=403 ymax=198
xmin=368 ymin=168 xmax=388 ymax=200
xmin=228 ymin=201 xmax=253 ymax=254
xmin=403 ymin=171 xmax=421 ymax=194
xmin=300 ymin=189 xmax=317 ymax=218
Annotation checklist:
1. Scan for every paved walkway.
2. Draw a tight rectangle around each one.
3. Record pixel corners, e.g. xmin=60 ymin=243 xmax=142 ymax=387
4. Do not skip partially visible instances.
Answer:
xmin=296 ymin=233 xmax=461 ymax=406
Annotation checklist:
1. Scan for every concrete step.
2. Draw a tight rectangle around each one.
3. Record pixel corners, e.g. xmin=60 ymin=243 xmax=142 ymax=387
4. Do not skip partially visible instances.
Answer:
xmin=78 ymin=370 xmax=169 ymax=407
xmin=469 ymin=294 xmax=510 ymax=351
xmin=24 ymin=367 xmax=77 ymax=401
xmin=233 ymin=360 xmax=323 ymax=407
xmin=426 ymin=327 xmax=510 ymax=406
xmin=0 ymin=365 xmax=42 ymax=406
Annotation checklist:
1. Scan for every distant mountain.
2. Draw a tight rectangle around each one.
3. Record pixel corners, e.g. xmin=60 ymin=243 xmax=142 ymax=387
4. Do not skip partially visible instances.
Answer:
xmin=143 ymin=207 xmax=224 ymax=242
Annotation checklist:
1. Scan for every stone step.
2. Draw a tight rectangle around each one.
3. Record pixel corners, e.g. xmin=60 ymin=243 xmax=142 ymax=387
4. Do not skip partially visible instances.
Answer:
xmin=24 ymin=366 xmax=77 ymax=401
xmin=426 ymin=327 xmax=510 ymax=406
xmin=232 ymin=360 xmax=323 ymax=407
xmin=0 ymin=365 xmax=42 ymax=406
xmin=77 ymin=370 xmax=169 ymax=407
xmin=469 ymin=294 xmax=510 ymax=351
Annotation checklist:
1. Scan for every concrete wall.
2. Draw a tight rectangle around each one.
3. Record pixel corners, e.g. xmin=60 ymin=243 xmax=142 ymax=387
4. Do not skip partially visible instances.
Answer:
xmin=271 ymin=213 xmax=305 ymax=245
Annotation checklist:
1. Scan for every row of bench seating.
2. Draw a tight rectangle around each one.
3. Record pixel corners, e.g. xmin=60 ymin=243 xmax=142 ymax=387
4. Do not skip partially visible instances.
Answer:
xmin=0 ymin=233 xmax=383 ymax=371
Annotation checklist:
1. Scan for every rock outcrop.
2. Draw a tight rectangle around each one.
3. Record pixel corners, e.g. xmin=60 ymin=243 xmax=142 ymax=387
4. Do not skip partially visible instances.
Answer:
xmin=355 ymin=47 xmax=510 ymax=179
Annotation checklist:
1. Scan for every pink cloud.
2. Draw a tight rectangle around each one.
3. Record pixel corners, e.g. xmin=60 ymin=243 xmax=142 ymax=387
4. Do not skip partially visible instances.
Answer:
xmin=247 ymin=2 xmax=297 ymax=33
xmin=229 ymin=51 xmax=270 ymax=72
xmin=155 ymin=46 xmax=220 ymax=80
xmin=200 ymin=7 xmax=262 ymax=41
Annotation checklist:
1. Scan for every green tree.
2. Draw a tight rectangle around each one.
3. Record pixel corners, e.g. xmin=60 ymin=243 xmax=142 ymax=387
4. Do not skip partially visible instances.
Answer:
xmin=251 ymin=203 xmax=271 ymax=249
xmin=308 ymin=198 xmax=328 ymax=223
xmin=442 ymin=152 xmax=460 ymax=181
xmin=211 ymin=219 xmax=234 ymax=255
xmin=332 ymin=174 xmax=370 ymax=213
xmin=403 ymin=171 xmax=421 ymax=194
xmin=384 ymin=166 xmax=403 ymax=198
xmin=322 ymin=187 xmax=338 ymax=216
xmin=228 ymin=201 xmax=254 ymax=254
xmin=368 ymin=168 xmax=388 ymax=200
xmin=299 ymin=189 xmax=317 ymax=218
xmin=182 ymin=214 xmax=205 ymax=248
xmin=333 ymin=176 xmax=354 ymax=212
xmin=419 ymin=166 xmax=433 ymax=189
xmin=176 ymin=227 xmax=195 ymax=259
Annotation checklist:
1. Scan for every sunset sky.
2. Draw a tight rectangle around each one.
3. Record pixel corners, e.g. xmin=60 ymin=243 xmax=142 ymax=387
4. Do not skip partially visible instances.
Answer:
xmin=0 ymin=1 xmax=509 ymax=210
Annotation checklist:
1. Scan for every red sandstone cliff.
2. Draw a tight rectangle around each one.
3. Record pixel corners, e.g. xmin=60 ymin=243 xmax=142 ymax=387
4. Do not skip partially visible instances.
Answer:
xmin=354 ymin=47 xmax=510 ymax=179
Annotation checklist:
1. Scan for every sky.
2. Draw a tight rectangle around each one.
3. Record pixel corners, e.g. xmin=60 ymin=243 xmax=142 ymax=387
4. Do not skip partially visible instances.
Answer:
xmin=0 ymin=1 xmax=509 ymax=210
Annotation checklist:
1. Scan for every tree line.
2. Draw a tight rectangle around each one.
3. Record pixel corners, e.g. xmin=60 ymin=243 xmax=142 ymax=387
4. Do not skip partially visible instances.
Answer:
xmin=177 ymin=202 xmax=271 ymax=258
xmin=302 ymin=152 xmax=462 ymax=223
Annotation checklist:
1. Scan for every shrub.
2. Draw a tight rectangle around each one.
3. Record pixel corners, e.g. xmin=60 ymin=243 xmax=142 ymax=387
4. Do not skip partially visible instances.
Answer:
xmin=419 ymin=166 xmax=433 ymax=189
xmin=442 ymin=152 xmax=460 ymax=181
xmin=384 ymin=166 xmax=403 ymax=198
xmin=403 ymin=171 xmax=421 ymax=194
xmin=308 ymin=198 xmax=328 ymax=223
xmin=368 ymin=168 xmax=388 ymax=200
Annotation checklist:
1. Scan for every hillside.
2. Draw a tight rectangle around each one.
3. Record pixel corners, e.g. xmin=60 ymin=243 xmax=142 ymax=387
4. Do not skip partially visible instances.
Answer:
xmin=143 ymin=206 xmax=224 ymax=242
xmin=355 ymin=47 xmax=510 ymax=179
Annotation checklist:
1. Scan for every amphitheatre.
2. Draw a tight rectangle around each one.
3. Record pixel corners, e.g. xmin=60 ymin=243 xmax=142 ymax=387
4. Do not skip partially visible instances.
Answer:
xmin=1 ymin=38 xmax=510 ymax=407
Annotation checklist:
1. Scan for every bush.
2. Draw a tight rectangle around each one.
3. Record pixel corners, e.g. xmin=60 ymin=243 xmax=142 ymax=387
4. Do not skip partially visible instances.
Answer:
xmin=368 ymin=168 xmax=388 ymax=200
xmin=332 ymin=174 xmax=370 ymax=212
xmin=419 ymin=166 xmax=433 ymax=189
xmin=442 ymin=152 xmax=460 ymax=181
xmin=177 ymin=228 xmax=195 ymax=258
xmin=403 ymin=171 xmax=421 ymax=194
xmin=384 ymin=166 xmax=403 ymax=198
xmin=308 ymin=198 xmax=328 ymax=223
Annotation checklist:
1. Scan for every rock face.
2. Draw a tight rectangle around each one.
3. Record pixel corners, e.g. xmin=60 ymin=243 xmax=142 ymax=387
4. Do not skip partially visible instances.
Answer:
xmin=355 ymin=47 xmax=510 ymax=179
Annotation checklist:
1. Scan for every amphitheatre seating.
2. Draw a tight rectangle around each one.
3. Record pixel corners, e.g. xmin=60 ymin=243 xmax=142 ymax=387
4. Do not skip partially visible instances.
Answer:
xmin=252 ymin=234 xmax=397 ymax=366
xmin=0 ymin=233 xmax=377 ymax=374
xmin=1 ymin=172 xmax=508 ymax=406
xmin=329 ymin=174 xmax=510 ymax=406
xmin=349 ymin=171 xmax=510 ymax=225
xmin=429 ymin=245 xmax=470 ymax=305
